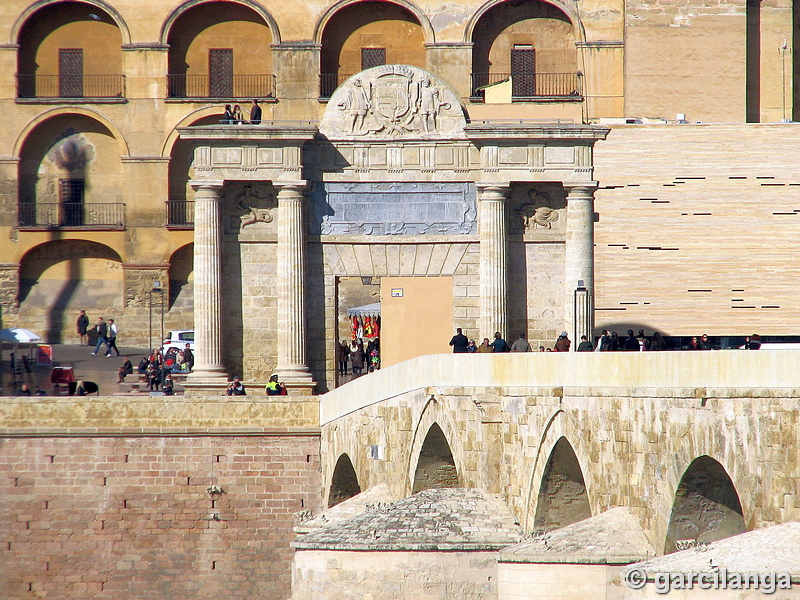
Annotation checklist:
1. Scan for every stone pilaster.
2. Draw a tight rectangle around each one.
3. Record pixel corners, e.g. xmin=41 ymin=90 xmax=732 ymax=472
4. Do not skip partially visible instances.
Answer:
xmin=275 ymin=182 xmax=315 ymax=394
xmin=564 ymin=185 xmax=596 ymax=346
xmin=477 ymin=184 xmax=509 ymax=340
xmin=186 ymin=181 xmax=228 ymax=389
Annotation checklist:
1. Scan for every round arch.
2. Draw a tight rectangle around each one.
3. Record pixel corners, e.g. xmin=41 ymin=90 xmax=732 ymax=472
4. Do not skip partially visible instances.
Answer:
xmin=13 ymin=106 xmax=129 ymax=159
xmin=160 ymin=106 xmax=227 ymax=158
xmin=313 ymin=0 xmax=435 ymax=46
xmin=11 ymin=0 xmax=131 ymax=45
xmin=19 ymin=238 xmax=124 ymax=266
xmin=463 ymin=0 xmax=585 ymax=45
xmin=160 ymin=0 xmax=281 ymax=45
xmin=405 ymin=396 xmax=463 ymax=496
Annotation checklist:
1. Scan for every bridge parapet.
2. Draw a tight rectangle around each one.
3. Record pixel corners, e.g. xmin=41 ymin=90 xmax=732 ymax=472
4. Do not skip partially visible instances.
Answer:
xmin=320 ymin=350 xmax=800 ymax=424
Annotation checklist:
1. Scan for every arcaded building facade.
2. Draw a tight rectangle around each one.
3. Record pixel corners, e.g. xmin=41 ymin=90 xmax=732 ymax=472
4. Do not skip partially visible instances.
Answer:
xmin=0 ymin=0 xmax=798 ymax=391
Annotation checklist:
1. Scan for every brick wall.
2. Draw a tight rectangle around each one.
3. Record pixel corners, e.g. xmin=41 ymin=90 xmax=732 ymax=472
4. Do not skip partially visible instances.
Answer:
xmin=0 ymin=433 xmax=321 ymax=600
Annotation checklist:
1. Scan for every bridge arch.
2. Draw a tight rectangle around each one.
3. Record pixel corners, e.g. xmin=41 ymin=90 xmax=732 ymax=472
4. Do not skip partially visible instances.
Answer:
xmin=664 ymin=455 xmax=746 ymax=553
xmin=407 ymin=398 xmax=463 ymax=495
xmin=328 ymin=452 xmax=362 ymax=507
xmin=531 ymin=435 xmax=591 ymax=532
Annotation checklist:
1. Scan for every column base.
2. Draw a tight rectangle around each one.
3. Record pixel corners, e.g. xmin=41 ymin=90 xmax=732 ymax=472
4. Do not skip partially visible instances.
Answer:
xmin=276 ymin=365 xmax=316 ymax=395
xmin=184 ymin=366 xmax=229 ymax=396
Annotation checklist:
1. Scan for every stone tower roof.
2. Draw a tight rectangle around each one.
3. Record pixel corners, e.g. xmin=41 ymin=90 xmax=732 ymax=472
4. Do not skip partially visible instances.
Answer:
xmin=625 ymin=521 xmax=800 ymax=577
xmin=500 ymin=507 xmax=656 ymax=564
xmin=292 ymin=488 xmax=524 ymax=551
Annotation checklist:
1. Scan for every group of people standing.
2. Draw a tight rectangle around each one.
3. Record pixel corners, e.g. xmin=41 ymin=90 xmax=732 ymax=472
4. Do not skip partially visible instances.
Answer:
xmin=449 ymin=330 xmax=542 ymax=353
xmin=338 ymin=339 xmax=380 ymax=377
xmin=77 ymin=311 xmax=120 ymax=357
xmin=223 ymin=99 xmax=262 ymax=124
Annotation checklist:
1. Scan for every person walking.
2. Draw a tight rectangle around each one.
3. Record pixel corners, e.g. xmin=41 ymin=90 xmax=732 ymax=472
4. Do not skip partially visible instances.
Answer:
xmin=510 ymin=333 xmax=532 ymax=352
xmin=91 ymin=317 xmax=108 ymax=356
xmin=449 ymin=328 xmax=469 ymax=353
xmin=338 ymin=340 xmax=350 ymax=376
xmin=105 ymin=319 xmax=120 ymax=357
xmin=76 ymin=310 xmax=89 ymax=346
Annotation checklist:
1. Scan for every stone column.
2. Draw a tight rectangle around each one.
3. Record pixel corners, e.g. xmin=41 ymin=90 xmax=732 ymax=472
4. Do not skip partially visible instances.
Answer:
xmin=275 ymin=182 xmax=316 ymax=394
xmin=564 ymin=185 xmax=597 ymax=346
xmin=187 ymin=182 xmax=228 ymax=388
xmin=477 ymin=184 xmax=509 ymax=340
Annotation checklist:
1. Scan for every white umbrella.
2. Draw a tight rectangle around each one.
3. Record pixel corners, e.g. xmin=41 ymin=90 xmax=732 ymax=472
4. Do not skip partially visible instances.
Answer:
xmin=0 ymin=328 xmax=42 ymax=343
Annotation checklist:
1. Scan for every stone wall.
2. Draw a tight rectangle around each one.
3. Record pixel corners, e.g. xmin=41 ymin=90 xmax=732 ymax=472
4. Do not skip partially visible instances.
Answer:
xmin=291 ymin=550 xmax=499 ymax=600
xmin=0 ymin=395 xmax=321 ymax=600
xmin=594 ymin=123 xmax=800 ymax=338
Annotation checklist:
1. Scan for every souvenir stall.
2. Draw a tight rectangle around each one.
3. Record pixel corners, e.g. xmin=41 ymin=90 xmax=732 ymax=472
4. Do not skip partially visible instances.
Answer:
xmin=346 ymin=303 xmax=381 ymax=373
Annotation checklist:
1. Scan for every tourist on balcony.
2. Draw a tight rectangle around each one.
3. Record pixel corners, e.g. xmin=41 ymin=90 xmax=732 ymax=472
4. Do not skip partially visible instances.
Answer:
xmin=490 ymin=332 xmax=510 ymax=353
xmin=226 ymin=377 xmax=246 ymax=396
xmin=223 ymin=104 xmax=234 ymax=124
xmin=511 ymin=333 xmax=532 ymax=352
xmin=449 ymin=328 xmax=469 ymax=353
xmin=622 ymin=329 xmax=639 ymax=351
xmin=698 ymin=334 xmax=714 ymax=350
xmin=477 ymin=338 xmax=493 ymax=353
xmin=250 ymin=99 xmax=262 ymax=124
xmin=577 ymin=335 xmax=593 ymax=352
xmin=554 ymin=332 xmax=571 ymax=352
xmin=232 ymin=104 xmax=244 ymax=124
xmin=77 ymin=310 xmax=89 ymax=346
xmin=467 ymin=340 xmax=477 ymax=353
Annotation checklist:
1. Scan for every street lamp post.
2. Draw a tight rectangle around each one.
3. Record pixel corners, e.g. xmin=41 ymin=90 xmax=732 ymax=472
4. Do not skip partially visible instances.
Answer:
xmin=148 ymin=282 xmax=165 ymax=353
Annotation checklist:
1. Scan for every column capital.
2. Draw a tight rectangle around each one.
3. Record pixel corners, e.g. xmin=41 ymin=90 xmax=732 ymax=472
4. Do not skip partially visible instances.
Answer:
xmin=476 ymin=183 xmax=510 ymax=200
xmin=190 ymin=180 xmax=224 ymax=192
xmin=564 ymin=184 xmax=598 ymax=198
xmin=273 ymin=181 xmax=308 ymax=194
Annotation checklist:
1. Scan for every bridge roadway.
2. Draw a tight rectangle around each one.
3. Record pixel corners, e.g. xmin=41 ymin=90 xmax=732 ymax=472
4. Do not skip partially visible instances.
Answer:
xmin=319 ymin=350 xmax=800 ymax=553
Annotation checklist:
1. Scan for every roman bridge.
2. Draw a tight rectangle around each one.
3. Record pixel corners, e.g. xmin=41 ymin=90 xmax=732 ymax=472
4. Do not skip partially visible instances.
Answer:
xmin=319 ymin=351 xmax=800 ymax=554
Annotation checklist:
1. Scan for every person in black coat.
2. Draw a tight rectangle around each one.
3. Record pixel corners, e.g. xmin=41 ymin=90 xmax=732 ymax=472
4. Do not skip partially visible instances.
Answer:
xmin=449 ymin=328 xmax=469 ymax=353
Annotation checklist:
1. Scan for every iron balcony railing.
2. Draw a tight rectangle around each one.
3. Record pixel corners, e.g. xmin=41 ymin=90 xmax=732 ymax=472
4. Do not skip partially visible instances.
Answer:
xmin=17 ymin=74 xmax=126 ymax=99
xmin=18 ymin=202 xmax=125 ymax=228
xmin=470 ymin=72 xmax=583 ymax=102
xmin=166 ymin=74 xmax=276 ymax=99
xmin=319 ymin=73 xmax=354 ymax=100
xmin=166 ymin=200 xmax=194 ymax=227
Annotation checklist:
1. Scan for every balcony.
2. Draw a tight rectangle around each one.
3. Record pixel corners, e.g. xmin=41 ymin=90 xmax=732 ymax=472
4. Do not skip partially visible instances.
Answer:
xmin=17 ymin=74 xmax=126 ymax=99
xmin=18 ymin=202 xmax=125 ymax=229
xmin=166 ymin=74 xmax=276 ymax=100
xmin=166 ymin=200 xmax=194 ymax=228
xmin=470 ymin=72 xmax=583 ymax=103
xmin=319 ymin=73 xmax=353 ymax=100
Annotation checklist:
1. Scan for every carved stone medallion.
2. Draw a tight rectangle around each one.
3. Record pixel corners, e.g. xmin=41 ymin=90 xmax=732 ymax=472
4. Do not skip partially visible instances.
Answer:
xmin=320 ymin=65 xmax=466 ymax=140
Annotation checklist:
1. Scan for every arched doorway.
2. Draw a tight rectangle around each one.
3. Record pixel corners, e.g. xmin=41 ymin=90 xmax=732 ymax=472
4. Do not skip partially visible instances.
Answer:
xmin=533 ymin=437 xmax=591 ymax=532
xmin=16 ymin=1 xmax=124 ymax=99
xmin=469 ymin=0 xmax=579 ymax=100
xmin=319 ymin=1 xmax=427 ymax=98
xmin=329 ymin=453 xmax=361 ymax=507
xmin=165 ymin=1 xmax=274 ymax=99
xmin=664 ymin=455 xmax=746 ymax=553
xmin=411 ymin=422 xmax=459 ymax=493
